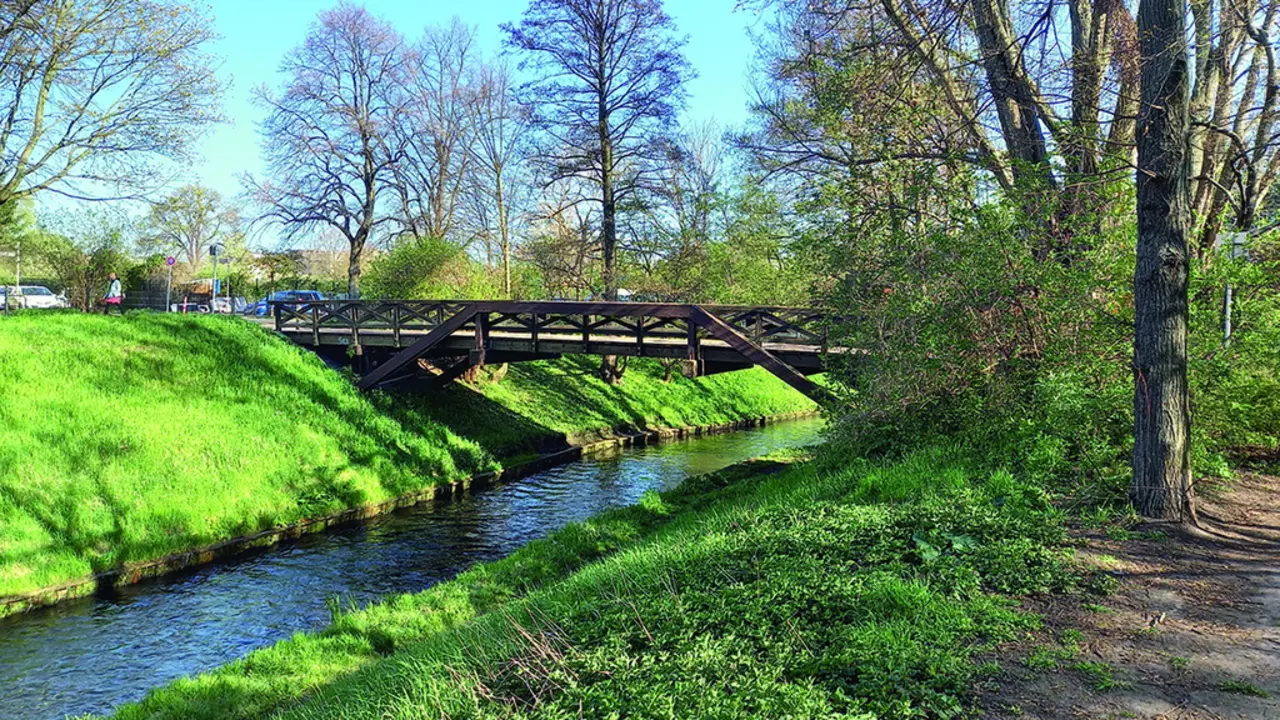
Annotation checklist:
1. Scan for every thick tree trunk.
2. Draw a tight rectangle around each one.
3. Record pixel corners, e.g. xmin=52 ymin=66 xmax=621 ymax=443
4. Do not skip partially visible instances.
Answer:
xmin=1132 ymin=0 xmax=1194 ymax=522
xmin=347 ymin=234 xmax=365 ymax=299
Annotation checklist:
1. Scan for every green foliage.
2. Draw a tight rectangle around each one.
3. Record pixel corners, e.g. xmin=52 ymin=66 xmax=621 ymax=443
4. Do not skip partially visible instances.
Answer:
xmin=1072 ymin=661 xmax=1131 ymax=691
xmin=26 ymin=209 xmax=140 ymax=310
xmin=363 ymin=236 xmax=503 ymax=300
xmin=104 ymin=444 xmax=1077 ymax=720
xmin=1217 ymin=679 xmax=1271 ymax=698
xmin=1188 ymin=236 xmax=1280 ymax=464
xmin=814 ymin=191 xmax=1280 ymax=503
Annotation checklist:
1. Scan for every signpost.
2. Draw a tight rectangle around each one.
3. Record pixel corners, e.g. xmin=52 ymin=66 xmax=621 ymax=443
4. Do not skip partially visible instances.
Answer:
xmin=209 ymin=243 xmax=224 ymax=312
xmin=1217 ymin=231 xmax=1249 ymax=344
xmin=165 ymin=256 xmax=176 ymax=311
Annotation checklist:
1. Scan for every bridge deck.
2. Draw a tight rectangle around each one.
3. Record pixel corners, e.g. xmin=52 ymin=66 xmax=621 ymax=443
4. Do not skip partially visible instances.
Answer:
xmin=265 ymin=300 xmax=841 ymax=398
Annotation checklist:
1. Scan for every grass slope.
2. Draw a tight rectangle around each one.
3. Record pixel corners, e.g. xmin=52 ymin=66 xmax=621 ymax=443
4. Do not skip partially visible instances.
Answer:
xmin=0 ymin=313 xmax=812 ymax=600
xmin=103 ymin=446 xmax=1081 ymax=720
xmin=0 ymin=312 xmax=491 ymax=598
xmin=400 ymin=356 xmax=816 ymax=459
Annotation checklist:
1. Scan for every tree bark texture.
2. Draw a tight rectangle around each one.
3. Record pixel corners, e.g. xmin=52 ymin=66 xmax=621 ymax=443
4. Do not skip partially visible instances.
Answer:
xmin=1133 ymin=0 xmax=1195 ymax=522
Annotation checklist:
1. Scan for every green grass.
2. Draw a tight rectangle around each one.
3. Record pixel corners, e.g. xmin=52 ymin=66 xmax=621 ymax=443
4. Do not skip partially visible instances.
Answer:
xmin=1072 ymin=661 xmax=1132 ymax=691
xmin=0 ymin=313 xmax=812 ymax=601
xmin=1218 ymin=679 xmax=1271 ymax=698
xmin=0 ymin=312 xmax=492 ymax=598
xmin=102 ymin=444 xmax=1078 ymax=720
xmin=396 ymin=356 xmax=816 ymax=458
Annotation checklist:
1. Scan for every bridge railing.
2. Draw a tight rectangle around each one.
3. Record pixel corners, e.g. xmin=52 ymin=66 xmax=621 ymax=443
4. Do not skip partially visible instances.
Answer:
xmin=272 ymin=300 xmax=834 ymax=348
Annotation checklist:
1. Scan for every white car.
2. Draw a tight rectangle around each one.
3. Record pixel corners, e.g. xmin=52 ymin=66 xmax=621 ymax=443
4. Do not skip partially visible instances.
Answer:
xmin=0 ymin=285 xmax=68 ymax=309
xmin=20 ymin=286 xmax=68 ymax=309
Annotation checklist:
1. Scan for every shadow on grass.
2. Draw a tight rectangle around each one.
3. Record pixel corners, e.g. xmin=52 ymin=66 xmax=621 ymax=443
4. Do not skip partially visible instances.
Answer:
xmin=385 ymin=384 xmax=565 ymax=461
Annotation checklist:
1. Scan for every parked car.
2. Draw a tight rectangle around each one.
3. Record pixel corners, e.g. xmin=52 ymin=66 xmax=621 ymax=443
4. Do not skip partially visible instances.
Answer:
xmin=0 ymin=285 xmax=69 ymax=309
xmin=171 ymin=301 xmax=210 ymax=313
xmin=244 ymin=290 xmax=326 ymax=317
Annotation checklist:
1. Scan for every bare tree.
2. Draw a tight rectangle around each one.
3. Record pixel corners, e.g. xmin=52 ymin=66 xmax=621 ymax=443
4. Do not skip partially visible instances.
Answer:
xmin=247 ymin=3 xmax=406 ymax=298
xmin=748 ymin=0 xmax=1280 ymax=258
xmin=392 ymin=19 xmax=477 ymax=243
xmin=505 ymin=0 xmax=692 ymax=381
xmin=522 ymin=189 xmax=600 ymax=300
xmin=0 ymin=1 xmax=38 ymax=42
xmin=1132 ymin=0 xmax=1195 ymax=521
xmin=0 ymin=0 xmax=223 ymax=207
xmin=466 ymin=58 xmax=534 ymax=296
xmin=142 ymin=184 xmax=239 ymax=270
xmin=647 ymin=123 xmax=726 ymax=299
xmin=1184 ymin=2 xmax=1280 ymax=252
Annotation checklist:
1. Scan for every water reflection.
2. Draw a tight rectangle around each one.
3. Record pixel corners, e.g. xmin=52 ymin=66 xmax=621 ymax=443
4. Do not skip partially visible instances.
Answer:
xmin=0 ymin=417 xmax=824 ymax=720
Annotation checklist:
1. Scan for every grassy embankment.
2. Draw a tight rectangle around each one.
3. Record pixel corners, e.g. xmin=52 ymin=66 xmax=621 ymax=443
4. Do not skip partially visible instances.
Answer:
xmin=0 ymin=312 xmax=813 ymax=602
xmin=102 ymin=443 xmax=1082 ymax=720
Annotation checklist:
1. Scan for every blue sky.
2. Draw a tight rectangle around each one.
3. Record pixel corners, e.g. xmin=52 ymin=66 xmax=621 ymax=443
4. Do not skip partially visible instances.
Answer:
xmin=195 ymin=0 xmax=768 ymax=210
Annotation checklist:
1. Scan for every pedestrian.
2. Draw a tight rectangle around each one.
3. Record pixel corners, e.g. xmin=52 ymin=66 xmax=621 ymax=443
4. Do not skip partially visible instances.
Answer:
xmin=101 ymin=272 xmax=124 ymax=315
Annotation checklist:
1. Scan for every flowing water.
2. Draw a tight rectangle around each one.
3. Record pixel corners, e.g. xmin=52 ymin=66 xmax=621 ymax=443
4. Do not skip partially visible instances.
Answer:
xmin=0 ymin=417 xmax=825 ymax=720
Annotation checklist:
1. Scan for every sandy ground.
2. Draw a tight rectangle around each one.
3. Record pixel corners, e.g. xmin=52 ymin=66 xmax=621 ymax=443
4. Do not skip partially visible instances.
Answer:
xmin=979 ymin=471 xmax=1280 ymax=719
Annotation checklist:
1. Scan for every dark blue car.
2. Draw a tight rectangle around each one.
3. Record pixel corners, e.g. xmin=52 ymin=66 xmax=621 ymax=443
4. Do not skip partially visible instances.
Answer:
xmin=244 ymin=290 xmax=326 ymax=317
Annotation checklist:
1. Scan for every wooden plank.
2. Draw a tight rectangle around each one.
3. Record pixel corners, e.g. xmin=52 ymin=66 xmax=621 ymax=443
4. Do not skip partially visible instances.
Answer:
xmin=357 ymin=307 xmax=478 ymax=390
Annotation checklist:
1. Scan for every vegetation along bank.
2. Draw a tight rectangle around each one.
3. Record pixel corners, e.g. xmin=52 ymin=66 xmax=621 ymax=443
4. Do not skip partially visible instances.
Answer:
xmin=0 ymin=312 xmax=814 ymax=610
xmin=101 ymin=443 xmax=1079 ymax=720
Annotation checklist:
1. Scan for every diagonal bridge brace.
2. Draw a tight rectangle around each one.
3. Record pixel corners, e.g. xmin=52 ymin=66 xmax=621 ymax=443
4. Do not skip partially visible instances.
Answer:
xmin=357 ymin=305 xmax=478 ymax=390
xmin=689 ymin=305 xmax=829 ymax=402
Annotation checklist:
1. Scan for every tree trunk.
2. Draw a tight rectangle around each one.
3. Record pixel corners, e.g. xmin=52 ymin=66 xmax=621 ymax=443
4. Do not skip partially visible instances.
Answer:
xmin=599 ymin=81 xmax=621 ymax=384
xmin=1132 ymin=0 xmax=1194 ymax=522
xmin=347 ymin=234 xmax=365 ymax=299
xmin=496 ymin=173 xmax=512 ymax=297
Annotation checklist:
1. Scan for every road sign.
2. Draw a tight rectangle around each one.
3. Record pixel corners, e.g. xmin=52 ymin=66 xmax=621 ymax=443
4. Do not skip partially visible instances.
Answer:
xmin=166 ymin=256 xmax=176 ymax=266
xmin=0 ymin=251 xmax=16 ymax=258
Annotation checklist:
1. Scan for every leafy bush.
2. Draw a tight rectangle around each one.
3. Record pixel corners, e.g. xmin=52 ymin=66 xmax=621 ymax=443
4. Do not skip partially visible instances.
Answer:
xmin=817 ymin=197 xmax=1280 ymax=499
xmin=363 ymin=236 xmax=502 ymax=300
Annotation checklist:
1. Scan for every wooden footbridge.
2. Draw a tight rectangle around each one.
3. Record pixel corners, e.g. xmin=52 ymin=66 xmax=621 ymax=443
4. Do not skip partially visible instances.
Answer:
xmin=269 ymin=300 xmax=838 ymax=398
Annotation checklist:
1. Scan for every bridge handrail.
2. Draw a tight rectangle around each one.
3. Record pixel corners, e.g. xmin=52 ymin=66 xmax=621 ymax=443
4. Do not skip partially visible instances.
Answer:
xmin=269 ymin=299 xmax=839 ymax=346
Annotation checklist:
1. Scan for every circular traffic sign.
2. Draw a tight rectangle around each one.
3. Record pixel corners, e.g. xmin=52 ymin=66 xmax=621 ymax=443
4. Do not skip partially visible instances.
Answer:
xmin=165 ymin=256 xmax=176 ymax=267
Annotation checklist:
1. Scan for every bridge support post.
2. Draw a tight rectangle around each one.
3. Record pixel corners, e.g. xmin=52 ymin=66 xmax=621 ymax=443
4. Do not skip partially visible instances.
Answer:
xmin=473 ymin=312 xmax=488 ymax=369
xmin=686 ymin=317 xmax=702 ymax=377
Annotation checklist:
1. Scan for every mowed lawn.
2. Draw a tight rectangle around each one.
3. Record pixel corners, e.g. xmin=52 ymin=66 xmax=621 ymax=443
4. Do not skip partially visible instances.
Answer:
xmin=0 ymin=312 xmax=492 ymax=598
xmin=0 ymin=312 xmax=814 ymax=600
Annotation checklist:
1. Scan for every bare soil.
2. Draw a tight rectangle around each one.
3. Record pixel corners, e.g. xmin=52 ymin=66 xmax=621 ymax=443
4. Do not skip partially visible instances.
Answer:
xmin=979 ymin=472 xmax=1280 ymax=719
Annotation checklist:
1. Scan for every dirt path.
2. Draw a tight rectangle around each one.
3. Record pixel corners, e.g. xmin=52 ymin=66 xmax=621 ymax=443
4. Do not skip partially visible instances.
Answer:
xmin=981 ymin=472 xmax=1280 ymax=719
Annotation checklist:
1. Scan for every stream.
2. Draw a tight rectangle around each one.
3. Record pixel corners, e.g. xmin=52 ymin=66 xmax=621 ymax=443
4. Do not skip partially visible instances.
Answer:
xmin=0 ymin=417 xmax=825 ymax=720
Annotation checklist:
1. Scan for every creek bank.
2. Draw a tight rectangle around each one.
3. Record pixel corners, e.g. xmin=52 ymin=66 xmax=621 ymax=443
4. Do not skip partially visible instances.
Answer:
xmin=0 ymin=313 xmax=814 ymax=616
xmin=0 ymin=411 xmax=817 ymax=619
xmin=100 ymin=441 xmax=1077 ymax=720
